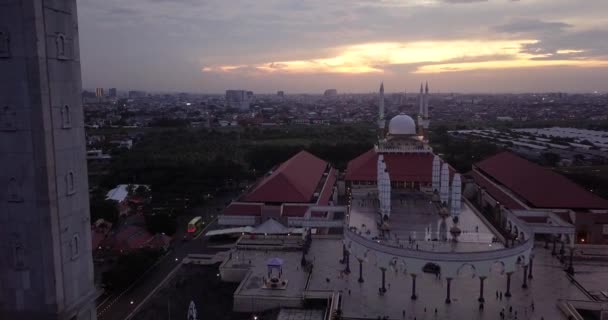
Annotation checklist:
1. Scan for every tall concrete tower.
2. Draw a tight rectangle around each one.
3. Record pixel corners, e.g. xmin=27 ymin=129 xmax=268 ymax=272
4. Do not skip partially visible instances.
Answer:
xmin=0 ymin=1 xmax=97 ymax=319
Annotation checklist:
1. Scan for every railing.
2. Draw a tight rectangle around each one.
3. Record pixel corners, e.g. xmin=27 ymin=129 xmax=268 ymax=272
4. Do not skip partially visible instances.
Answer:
xmin=344 ymin=226 xmax=533 ymax=262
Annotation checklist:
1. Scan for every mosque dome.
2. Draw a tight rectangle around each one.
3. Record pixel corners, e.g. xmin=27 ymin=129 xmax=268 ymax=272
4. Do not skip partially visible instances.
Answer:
xmin=388 ymin=113 xmax=417 ymax=135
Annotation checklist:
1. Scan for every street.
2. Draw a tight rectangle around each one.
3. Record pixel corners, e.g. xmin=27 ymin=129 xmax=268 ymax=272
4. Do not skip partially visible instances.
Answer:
xmin=96 ymin=196 xmax=233 ymax=320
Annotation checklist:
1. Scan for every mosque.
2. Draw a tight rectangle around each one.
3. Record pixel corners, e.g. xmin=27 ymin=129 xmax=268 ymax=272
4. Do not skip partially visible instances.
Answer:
xmin=210 ymin=82 xmax=587 ymax=319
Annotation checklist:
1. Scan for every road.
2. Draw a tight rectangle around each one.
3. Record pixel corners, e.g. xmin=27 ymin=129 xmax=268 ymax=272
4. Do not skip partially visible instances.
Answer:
xmin=96 ymin=196 xmax=233 ymax=320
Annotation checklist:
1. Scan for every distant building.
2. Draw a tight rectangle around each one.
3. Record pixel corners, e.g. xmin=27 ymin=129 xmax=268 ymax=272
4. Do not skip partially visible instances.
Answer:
xmin=95 ymin=87 xmax=104 ymax=97
xmin=324 ymin=89 xmax=338 ymax=96
xmin=128 ymin=90 xmax=146 ymax=99
xmin=108 ymin=87 xmax=117 ymax=98
xmin=226 ymin=90 xmax=250 ymax=111
xmin=277 ymin=91 xmax=285 ymax=97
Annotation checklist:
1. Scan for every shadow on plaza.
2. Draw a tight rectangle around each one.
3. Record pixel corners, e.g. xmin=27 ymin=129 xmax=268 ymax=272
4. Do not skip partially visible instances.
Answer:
xmin=132 ymin=263 xmax=250 ymax=320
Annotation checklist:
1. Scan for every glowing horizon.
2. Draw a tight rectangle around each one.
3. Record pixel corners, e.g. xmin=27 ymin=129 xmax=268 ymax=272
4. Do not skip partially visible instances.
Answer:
xmin=201 ymin=39 xmax=606 ymax=75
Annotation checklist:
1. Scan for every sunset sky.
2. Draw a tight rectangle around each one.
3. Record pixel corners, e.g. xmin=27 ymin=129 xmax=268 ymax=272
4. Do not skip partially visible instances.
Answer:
xmin=78 ymin=0 xmax=608 ymax=93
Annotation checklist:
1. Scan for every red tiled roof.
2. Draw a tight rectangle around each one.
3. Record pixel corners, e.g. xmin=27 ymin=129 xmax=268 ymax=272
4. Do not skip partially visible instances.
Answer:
xmin=472 ymin=170 xmax=526 ymax=210
xmin=317 ymin=168 xmax=337 ymax=205
xmin=346 ymin=149 xmax=453 ymax=183
xmin=281 ymin=205 xmax=309 ymax=217
xmin=475 ymin=152 xmax=608 ymax=209
xmin=243 ymin=150 xmax=328 ymax=203
xmin=223 ymin=203 xmax=263 ymax=216
xmin=107 ymin=225 xmax=154 ymax=253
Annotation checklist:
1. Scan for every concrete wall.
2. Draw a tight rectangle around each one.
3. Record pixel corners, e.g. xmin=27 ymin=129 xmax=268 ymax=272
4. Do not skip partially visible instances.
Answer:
xmin=233 ymin=295 xmax=303 ymax=313
xmin=0 ymin=1 xmax=96 ymax=319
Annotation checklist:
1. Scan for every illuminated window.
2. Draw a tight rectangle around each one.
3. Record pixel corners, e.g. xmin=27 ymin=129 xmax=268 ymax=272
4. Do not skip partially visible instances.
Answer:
xmin=61 ymin=105 xmax=71 ymax=128
xmin=0 ymin=30 xmax=9 ymax=58
xmin=1 ymin=105 xmax=17 ymax=131
xmin=8 ymin=177 xmax=23 ymax=202
xmin=66 ymin=171 xmax=75 ymax=195
xmin=56 ymin=33 xmax=66 ymax=60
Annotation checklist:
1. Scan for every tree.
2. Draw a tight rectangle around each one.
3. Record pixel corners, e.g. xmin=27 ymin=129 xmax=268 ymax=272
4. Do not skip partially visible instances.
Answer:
xmin=541 ymin=152 xmax=561 ymax=167
xmin=89 ymin=192 xmax=119 ymax=224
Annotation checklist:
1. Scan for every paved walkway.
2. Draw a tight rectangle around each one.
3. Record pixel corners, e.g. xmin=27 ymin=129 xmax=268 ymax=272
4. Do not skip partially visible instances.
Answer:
xmin=307 ymin=240 xmax=588 ymax=319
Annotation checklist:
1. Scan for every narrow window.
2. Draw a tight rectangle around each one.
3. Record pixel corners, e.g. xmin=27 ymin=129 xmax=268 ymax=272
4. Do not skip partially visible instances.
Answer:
xmin=56 ymin=33 xmax=66 ymax=59
xmin=66 ymin=171 xmax=75 ymax=195
xmin=61 ymin=105 xmax=72 ymax=128
xmin=8 ymin=177 xmax=23 ymax=202
xmin=1 ymin=105 xmax=17 ymax=131
xmin=11 ymin=235 xmax=25 ymax=269
xmin=0 ymin=30 xmax=9 ymax=58
xmin=71 ymin=233 xmax=80 ymax=259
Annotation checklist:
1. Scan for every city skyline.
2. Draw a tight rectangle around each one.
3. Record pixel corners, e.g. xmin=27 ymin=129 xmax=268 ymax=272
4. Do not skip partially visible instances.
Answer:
xmin=79 ymin=0 xmax=608 ymax=93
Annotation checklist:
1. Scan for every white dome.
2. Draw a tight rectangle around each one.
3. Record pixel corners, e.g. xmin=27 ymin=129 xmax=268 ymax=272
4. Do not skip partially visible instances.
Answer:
xmin=388 ymin=114 xmax=417 ymax=135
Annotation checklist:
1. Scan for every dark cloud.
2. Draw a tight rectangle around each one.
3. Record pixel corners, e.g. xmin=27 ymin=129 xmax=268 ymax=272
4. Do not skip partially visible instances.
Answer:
xmin=494 ymin=18 xmax=572 ymax=34
xmin=521 ymin=29 xmax=608 ymax=57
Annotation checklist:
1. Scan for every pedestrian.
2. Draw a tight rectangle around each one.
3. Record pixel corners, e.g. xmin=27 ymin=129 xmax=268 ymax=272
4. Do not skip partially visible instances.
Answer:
xmin=531 ymin=301 xmax=535 ymax=311
xmin=509 ymin=306 xmax=512 ymax=313
xmin=424 ymin=307 xmax=426 ymax=313
xmin=434 ymin=308 xmax=437 ymax=314
xmin=500 ymin=291 xmax=503 ymax=300
xmin=348 ymin=289 xmax=351 ymax=295
xmin=496 ymin=290 xmax=499 ymax=299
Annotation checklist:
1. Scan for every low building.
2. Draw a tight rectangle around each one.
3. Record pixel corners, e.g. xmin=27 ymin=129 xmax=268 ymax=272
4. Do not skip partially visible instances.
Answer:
xmin=218 ymin=150 xmax=340 ymax=230
xmin=471 ymin=151 xmax=608 ymax=244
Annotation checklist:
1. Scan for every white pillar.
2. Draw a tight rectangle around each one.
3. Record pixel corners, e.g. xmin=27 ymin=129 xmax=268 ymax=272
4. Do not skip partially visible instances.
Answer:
xmin=450 ymin=174 xmax=462 ymax=216
xmin=432 ymin=156 xmax=441 ymax=192
xmin=440 ymin=163 xmax=450 ymax=204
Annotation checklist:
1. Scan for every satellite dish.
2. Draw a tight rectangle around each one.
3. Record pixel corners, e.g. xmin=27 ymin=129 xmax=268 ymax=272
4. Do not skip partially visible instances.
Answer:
xmin=187 ymin=301 xmax=198 ymax=320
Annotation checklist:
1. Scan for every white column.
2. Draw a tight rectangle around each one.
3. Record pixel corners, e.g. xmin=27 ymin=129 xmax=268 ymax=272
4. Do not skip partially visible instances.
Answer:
xmin=432 ymin=156 xmax=441 ymax=192
xmin=440 ymin=163 xmax=450 ymax=204
xmin=450 ymin=174 xmax=462 ymax=216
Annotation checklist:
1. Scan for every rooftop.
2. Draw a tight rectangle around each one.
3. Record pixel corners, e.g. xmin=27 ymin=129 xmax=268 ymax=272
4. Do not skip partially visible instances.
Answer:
xmin=243 ymin=150 xmax=329 ymax=203
xmin=346 ymin=149 xmax=437 ymax=182
xmin=475 ymin=152 xmax=608 ymax=209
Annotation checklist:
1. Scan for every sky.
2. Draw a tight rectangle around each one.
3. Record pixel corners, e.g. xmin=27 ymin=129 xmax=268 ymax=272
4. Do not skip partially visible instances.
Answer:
xmin=78 ymin=0 xmax=608 ymax=93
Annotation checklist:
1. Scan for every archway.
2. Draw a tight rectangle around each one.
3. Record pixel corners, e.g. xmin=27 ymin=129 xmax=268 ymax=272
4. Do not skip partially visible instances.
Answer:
xmin=457 ymin=263 xmax=476 ymax=278
xmin=490 ymin=261 xmax=505 ymax=275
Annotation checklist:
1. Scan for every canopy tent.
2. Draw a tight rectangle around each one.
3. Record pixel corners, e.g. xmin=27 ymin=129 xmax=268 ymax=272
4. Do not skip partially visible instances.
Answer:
xmin=267 ymin=257 xmax=284 ymax=267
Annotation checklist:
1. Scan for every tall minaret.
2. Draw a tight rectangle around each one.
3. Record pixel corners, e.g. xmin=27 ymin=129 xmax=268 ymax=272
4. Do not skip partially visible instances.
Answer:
xmin=378 ymin=82 xmax=386 ymax=136
xmin=424 ymin=82 xmax=430 ymax=119
xmin=418 ymin=83 xmax=424 ymax=116
xmin=0 ymin=1 xmax=97 ymax=319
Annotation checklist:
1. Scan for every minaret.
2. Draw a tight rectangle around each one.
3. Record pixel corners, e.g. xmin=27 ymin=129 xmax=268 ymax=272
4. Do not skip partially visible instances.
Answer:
xmin=450 ymin=174 xmax=462 ymax=217
xmin=418 ymin=83 xmax=424 ymax=116
xmin=378 ymin=82 xmax=385 ymax=137
xmin=424 ymin=82 xmax=430 ymax=119
xmin=1 ymin=1 xmax=97 ymax=319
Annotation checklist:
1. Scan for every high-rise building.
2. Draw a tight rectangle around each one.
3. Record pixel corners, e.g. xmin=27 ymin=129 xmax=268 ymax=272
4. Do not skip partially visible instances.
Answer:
xmin=323 ymin=89 xmax=338 ymax=96
xmin=277 ymin=90 xmax=285 ymax=97
xmin=225 ymin=90 xmax=250 ymax=111
xmin=0 ymin=1 xmax=97 ymax=319
xmin=95 ymin=87 xmax=104 ymax=97
xmin=108 ymin=88 xmax=117 ymax=98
